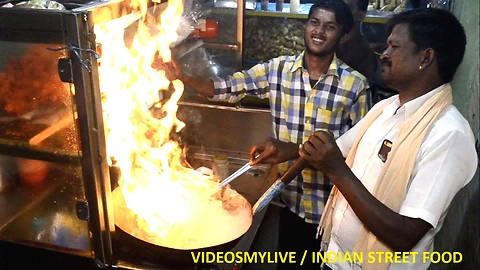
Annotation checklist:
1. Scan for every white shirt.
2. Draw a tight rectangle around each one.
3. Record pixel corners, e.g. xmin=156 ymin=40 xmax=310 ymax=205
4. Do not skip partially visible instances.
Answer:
xmin=326 ymin=84 xmax=478 ymax=270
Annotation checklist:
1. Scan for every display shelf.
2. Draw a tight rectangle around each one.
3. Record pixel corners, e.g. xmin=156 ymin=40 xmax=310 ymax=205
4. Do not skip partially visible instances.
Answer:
xmin=0 ymin=120 xmax=81 ymax=164
xmin=363 ymin=10 xmax=394 ymax=24
xmin=246 ymin=3 xmax=310 ymax=19
xmin=246 ymin=3 xmax=391 ymax=23
xmin=0 ymin=145 xmax=80 ymax=165
xmin=0 ymin=103 xmax=80 ymax=164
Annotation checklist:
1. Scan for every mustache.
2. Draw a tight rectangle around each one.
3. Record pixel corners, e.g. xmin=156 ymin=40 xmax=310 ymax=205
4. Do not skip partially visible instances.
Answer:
xmin=375 ymin=51 xmax=392 ymax=67
xmin=381 ymin=60 xmax=392 ymax=67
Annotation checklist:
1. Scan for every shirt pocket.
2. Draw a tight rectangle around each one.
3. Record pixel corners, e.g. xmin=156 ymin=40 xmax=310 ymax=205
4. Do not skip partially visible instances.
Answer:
xmin=311 ymin=101 xmax=345 ymax=136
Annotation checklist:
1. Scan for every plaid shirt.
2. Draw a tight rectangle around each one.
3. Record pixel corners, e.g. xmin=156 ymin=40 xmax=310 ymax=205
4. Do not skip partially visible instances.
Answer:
xmin=211 ymin=52 xmax=369 ymax=223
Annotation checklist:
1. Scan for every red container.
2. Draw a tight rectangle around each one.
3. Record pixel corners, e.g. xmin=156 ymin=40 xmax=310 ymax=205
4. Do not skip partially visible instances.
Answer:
xmin=16 ymin=158 xmax=49 ymax=186
xmin=192 ymin=19 xmax=218 ymax=39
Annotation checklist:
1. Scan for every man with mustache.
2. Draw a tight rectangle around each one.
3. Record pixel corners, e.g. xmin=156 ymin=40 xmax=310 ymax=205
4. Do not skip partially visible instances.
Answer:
xmin=161 ymin=0 xmax=369 ymax=268
xmin=295 ymin=8 xmax=477 ymax=270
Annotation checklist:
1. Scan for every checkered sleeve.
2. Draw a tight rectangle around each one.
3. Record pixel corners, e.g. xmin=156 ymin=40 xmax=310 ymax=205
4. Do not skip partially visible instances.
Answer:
xmin=210 ymin=61 xmax=272 ymax=103
xmin=350 ymin=78 xmax=369 ymax=125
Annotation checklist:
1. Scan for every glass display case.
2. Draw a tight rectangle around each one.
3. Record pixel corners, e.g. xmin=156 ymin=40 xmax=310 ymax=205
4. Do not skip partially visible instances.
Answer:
xmin=0 ymin=1 xmax=122 ymax=266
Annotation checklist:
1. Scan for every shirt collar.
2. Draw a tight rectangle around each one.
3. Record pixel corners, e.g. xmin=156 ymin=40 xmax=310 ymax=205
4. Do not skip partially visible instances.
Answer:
xmin=292 ymin=52 xmax=304 ymax=72
xmin=292 ymin=51 xmax=341 ymax=78
xmin=397 ymin=83 xmax=448 ymax=118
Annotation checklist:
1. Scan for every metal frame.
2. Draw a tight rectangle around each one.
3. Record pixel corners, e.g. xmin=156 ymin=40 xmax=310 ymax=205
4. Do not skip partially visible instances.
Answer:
xmin=63 ymin=9 xmax=114 ymax=267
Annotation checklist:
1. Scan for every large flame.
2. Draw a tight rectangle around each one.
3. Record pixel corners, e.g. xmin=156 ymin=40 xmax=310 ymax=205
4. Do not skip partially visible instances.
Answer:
xmin=93 ymin=0 xmax=251 ymax=249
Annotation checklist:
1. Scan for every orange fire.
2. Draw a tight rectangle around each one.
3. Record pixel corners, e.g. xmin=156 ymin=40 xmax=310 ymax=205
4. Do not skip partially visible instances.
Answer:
xmin=93 ymin=0 xmax=251 ymax=249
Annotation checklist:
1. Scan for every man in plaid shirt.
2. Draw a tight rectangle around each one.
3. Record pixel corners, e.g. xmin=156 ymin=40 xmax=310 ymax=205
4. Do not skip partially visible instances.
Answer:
xmin=163 ymin=0 xmax=369 ymax=268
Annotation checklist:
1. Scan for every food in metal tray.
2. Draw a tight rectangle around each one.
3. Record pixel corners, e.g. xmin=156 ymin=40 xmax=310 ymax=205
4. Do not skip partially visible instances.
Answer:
xmin=0 ymin=44 xmax=70 ymax=116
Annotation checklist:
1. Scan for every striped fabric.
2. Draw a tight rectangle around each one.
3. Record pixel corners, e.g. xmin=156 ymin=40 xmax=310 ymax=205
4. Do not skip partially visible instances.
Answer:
xmin=211 ymin=52 xmax=369 ymax=224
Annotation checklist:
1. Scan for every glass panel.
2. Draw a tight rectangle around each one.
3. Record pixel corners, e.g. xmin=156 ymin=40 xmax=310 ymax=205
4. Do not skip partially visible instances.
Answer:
xmin=0 ymin=41 xmax=90 ymax=253
xmin=203 ymin=7 xmax=238 ymax=45
xmin=0 ymin=42 xmax=79 ymax=158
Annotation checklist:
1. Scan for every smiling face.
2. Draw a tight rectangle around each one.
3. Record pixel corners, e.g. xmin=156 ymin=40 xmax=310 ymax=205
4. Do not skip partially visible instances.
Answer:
xmin=380 ymin=23 xmax=424 ymax=92
xmin=304 ymin=8 xmax=344 ymax=58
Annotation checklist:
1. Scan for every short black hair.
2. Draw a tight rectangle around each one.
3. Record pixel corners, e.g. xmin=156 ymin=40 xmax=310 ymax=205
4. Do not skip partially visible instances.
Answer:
xmin=357 ymin=0 xmax=369 ymax=12
xmin=308 ymin=0 xmax=354 ymax=36
xmin=386 ymin=8 xmax=466 ymax=83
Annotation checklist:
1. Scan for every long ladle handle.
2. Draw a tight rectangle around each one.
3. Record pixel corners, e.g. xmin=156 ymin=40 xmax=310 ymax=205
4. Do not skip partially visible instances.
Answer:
xmin=279 ymin=156 xmax=308 ymax=185
xmin=252 ymin=156 xmax=308 ymax=215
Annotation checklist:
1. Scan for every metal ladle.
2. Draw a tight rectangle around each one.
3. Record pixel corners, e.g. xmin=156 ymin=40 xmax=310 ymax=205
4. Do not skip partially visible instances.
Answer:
xmin=213 ymin=154 xmax=260 ymax=193
xmin=252 ymin=130 xmax=333 ymax=214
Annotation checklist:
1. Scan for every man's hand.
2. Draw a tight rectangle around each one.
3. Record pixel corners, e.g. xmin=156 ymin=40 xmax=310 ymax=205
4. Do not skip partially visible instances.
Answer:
xmin=299 ymin=130 xmax=348 ymax=178
xmin=249 ymin=137 xmax=300 ymax=166
xmin=152 ymin=54 xmax=215 ymax=98
xmin=152 ymin=56 xmax=184 ymax=82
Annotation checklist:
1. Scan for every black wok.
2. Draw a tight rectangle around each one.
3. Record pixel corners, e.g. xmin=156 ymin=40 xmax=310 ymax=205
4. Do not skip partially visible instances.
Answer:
xmin=111 ymin=187 xmax=253 ymax=268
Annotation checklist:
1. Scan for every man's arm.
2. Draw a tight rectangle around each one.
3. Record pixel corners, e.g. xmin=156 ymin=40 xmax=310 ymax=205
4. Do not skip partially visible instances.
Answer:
xmin=325 ymin=164 xmax=431 ymax=251
xmin=182 ymin=75 xmax=215 ymax=98
xmin=154 ymin=59 xmax=215 ymax=98
xmin=301 ymin=131 xmax=431 ymax=251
